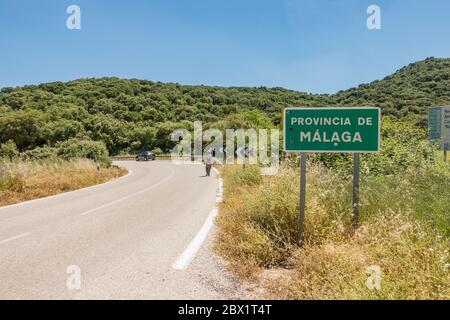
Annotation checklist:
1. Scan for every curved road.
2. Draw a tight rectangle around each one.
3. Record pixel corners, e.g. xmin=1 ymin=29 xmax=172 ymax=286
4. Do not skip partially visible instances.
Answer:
xmin=0 ymin=161 xmax=239 ymax=299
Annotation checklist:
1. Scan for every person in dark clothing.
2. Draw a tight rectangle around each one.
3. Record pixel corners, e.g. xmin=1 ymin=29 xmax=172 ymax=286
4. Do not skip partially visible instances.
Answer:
xmin=204 ymin=153 xmax=214 ymax=176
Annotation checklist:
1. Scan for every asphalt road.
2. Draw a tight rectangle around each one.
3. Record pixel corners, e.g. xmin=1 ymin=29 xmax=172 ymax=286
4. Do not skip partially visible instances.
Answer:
xmin=0 ymin=161 xmax=241 ymax=299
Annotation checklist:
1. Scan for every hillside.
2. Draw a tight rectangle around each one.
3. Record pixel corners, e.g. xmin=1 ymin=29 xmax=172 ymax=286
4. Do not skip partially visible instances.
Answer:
xmin=0 ymin=57 xmax=449 ymax=155
xmin=334 ymin=57 xmax=450 ymax=126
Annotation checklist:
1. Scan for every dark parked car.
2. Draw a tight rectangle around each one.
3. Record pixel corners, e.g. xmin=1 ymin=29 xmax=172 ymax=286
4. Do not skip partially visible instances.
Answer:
xmin=135 ymin=151 xmax=156 ymax=161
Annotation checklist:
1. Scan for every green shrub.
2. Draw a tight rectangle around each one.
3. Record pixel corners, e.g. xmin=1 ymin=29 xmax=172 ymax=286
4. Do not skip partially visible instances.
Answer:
xmin=308 ymin=118 xmax=434 ymax=175
xmin=21 ymin=146 xmax=57 ymax=160
xmin=0 ymin=140 xmax=19 ymax=160
xmin=226 ymin=165 xmax=262 ymax=186
xmin=238 ymin=165 xmax=263 ymax=185
xmin=56 ymin=138 xmax=111 ymax=166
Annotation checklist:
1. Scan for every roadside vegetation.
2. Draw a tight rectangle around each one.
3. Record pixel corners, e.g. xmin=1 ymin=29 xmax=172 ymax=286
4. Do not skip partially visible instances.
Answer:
xmin=0 ymin=128 xmax=127 ymax=207
xmin=216 ymin=119 xmax=450 ymax=300
xmin=0 ymin=157 xmax=126 ymax=207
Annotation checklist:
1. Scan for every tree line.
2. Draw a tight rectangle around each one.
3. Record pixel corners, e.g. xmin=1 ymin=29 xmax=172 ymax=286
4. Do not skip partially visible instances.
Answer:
xmin=0 ymin=57 xmax=449 ymax=160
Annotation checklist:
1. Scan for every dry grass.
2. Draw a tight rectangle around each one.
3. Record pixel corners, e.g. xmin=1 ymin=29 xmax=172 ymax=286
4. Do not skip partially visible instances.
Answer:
xmin=216 ymin=163 xmax=450 ymax=300
xmin=264 ymin=214 xmax=449 ymax=300
xmin=0 ymin=158 xmax=127 ymax=207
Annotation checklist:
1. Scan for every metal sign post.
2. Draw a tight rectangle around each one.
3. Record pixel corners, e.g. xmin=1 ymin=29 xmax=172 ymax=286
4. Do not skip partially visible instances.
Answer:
xmin=352 ymin=153 xmax=360 ymax=228
xmin=299 ymin=153 xmax=307 ymax=246
xmin=445 ymin=145 xmax=448 ymax=162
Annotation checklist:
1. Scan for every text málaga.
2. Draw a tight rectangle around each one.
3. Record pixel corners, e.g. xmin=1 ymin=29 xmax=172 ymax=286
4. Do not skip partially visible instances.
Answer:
xmin=300 ymin=130 xmax=363 ymax=143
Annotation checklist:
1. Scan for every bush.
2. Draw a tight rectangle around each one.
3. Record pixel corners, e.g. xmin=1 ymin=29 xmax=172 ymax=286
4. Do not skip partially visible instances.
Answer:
xmin=56 ymin=138 xmax=111 ymax=166
xmin=0 ymin=140 xmax=19 ymax=160
xmin=308 ymin=118 xmax=434 ymax=175
xmin=234 ymin=165 xmax=262 ymax=186
xmin=21 ymin=146 xmax=57 ymax=160
xmin=364 ymin=118 xmax=434 ymax=175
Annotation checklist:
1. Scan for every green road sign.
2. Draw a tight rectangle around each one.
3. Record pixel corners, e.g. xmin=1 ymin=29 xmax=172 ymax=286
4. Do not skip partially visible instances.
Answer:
xmin=283 ymin=107 xmax=381 ymax=153
xmin=429 ymin=106 xmax=450 ymax=150
xmin=428 ymin=107 xmax=442 ymax=141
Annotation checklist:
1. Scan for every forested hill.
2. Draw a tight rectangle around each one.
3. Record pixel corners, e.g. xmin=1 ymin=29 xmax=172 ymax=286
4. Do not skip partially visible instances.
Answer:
xmin=0 ymin=57 xmax=449 ymax=155
xmin=334 ymin=57 xmax=450 ymax=125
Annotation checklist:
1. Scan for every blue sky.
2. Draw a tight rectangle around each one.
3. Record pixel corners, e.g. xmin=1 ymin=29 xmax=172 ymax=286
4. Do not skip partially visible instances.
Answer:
xmin=1 ymin=0 xmax=449 ymax=93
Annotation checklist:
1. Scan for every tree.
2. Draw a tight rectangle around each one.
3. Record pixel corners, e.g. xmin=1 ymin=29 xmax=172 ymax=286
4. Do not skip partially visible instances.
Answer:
xmin=42 ymin=119 xmax=86 ymax=146
xmin=0 ymin=109 xmax=46 ymax=150
xmin=129 ymin=127 xmax=156 ymax=152
xmin=156 ymin=121 xmax=192 ymax=152
xmin=83 ymin=114 xmax=130 ymax=155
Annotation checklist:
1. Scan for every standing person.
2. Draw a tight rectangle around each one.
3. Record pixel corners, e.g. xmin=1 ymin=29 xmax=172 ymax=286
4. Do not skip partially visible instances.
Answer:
xmin=204 ymin=152 xmax=215 ymax=177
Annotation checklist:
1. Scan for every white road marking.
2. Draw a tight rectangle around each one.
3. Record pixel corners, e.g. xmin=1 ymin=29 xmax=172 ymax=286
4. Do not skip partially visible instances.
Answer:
xmin=0 ymin=232 xmax=30 ymax=245
xmin=172 ymin=207 xmax=219 ymax=270
xmin=216 ymin=179 xmax=224 ymax=203
xmin=80 ymin=166 xmax=175 ymax=216
xmin=213 ymin=167 xmax=223 ymax=202
xmin=173 ymin=169 xmax=224 ymax=270
xmin=0 ymin=167 xmax=132 ymax=212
